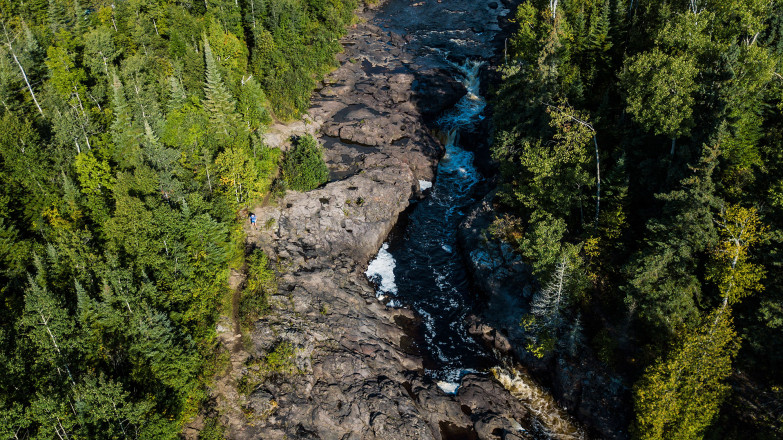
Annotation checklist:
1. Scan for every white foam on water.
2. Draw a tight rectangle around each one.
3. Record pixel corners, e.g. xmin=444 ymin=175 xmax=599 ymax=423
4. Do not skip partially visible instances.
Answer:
xmin=439 ymin=140 xmax=480 ymax=191
xmin=438 ymin=59 xmax=486 ymax=130
xmin=434 ymin=271 xmax=448 ymax=290
xmin=386 ymin=299 xmax=402 ymax=308
xmin=365 ymin=243 xmax=397 ymax=295
xmin=419 ymin=180 xmax=433 ymax=191
xmin=418 ymin=308 xmax=436 ymax=335
xmin=432 ymin=368 xmax=479 ymax=395
xmin=437 ymin=381 xmax=460 ymax=394
xmin=492 ymin=366 xmax=586 ymax=440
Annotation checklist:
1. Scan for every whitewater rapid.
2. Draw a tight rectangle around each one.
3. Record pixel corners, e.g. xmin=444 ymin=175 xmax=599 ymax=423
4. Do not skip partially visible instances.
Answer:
xmin=366 ymin=58 xmax=488 ymax=388
xmin=365 ymin=57 xmax=585 ymax=439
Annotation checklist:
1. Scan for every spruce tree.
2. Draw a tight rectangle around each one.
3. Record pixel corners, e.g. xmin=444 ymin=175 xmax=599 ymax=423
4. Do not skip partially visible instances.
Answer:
xmin=166 ymin=76 xmax=187 ymax=113
xmin=110 ymin=73 xmax=142 ymax=169
xmin=203 ymin=37 xmax=240 ymax=139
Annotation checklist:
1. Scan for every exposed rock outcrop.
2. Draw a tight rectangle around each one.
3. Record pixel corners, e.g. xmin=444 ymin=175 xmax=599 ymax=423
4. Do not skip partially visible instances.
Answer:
xmin=208 ymin=1 xmax=559 ymax=439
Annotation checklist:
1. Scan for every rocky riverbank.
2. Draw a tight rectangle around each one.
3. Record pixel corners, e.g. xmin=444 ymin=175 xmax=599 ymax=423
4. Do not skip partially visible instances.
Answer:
xmin=458 ymin=192 xmax=632 ymax=439
xmin=201 ymin=0 xmax=574 ymax=439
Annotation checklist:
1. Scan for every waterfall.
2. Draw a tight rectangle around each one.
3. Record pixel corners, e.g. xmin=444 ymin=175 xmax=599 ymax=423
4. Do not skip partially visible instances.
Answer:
xmin=365 ymin=56 xmax=585 ymax=439
xmin=492 ymin=365 xmax=585 ymax=439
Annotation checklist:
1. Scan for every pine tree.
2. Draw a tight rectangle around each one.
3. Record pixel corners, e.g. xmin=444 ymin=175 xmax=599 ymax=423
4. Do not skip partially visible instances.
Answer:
xmin=530 ymin=252 xmax=571 ymax=329
xmin=281 ymin=134 xmax=329 ymax=192
xmin=47 ymin=0 xmax=70 ymax=34
xmin=625 ymin=145 xmax=721 ymax=334
xmin=73 ymin=375 xmax=154 ymax=438
xmin=586 ymin=0 xmax=612 ymax=53
xmin=522 ymin=243 xmax=583 ymax=358
xmin=130 ymin=309 xmax=200 ymax=393
xmin=166 ymin=76 xmax=187 ymax=113
xmin=143 ymin=120 xmax=182 ymax=201
xmin=20 ymin=273 xmax=77 ymax=387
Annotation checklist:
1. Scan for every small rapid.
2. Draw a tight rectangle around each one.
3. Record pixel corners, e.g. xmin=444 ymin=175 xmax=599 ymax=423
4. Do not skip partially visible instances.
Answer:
xmin=367 ymin=58 xmax=491 ymax=388
xmin=365 ymin=57 xmax=586 ymax=439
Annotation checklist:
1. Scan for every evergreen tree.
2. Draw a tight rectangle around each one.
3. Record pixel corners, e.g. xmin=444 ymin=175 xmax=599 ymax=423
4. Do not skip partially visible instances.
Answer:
xmin=625 ymin=145 xmax=721 ymax=334
xmin=19 ymin=272 xmax=77 ymax=388
xmin=73 ymin=375 xmax=155 ymax=439
xmin=281 ymin=134 xmax=328 ymax=192
xmin=0 ymin=0 xmax=358 ymax=436
xmin=110 ymin=72 xmax=142 ymax=169
xmin=166 ymin=75 xmax=187 ymax=113
xmin=203 ymin=36 xmax=241 ymax=141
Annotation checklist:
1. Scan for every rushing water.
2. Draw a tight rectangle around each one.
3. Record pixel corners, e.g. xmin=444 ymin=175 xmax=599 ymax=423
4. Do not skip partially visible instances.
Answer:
xmin=366 ymin=58 xmax=586 ymax=440
xmin=367 ymin=58 xmax=490 ymax=386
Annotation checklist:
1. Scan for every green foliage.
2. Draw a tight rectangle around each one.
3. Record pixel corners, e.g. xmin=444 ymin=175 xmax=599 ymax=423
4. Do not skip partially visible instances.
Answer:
xmin=239 ymin=77 xmax=273 ymax=133
xmin=634 ymin=310 xmax=739 ymax=440
xmin=708 ymin=205 xmax=767 ymax=305
xmin=203 ymin=37 xmax=242 ymax=147
xmin=520 ymin=243 xmax=585 ymax=358
xmin=240 ymin=250 xmax=277 ymax=326
xmin=622 ymin=49 xmax=698 ymax=140
xmin=624 ymin=146 xmax=722 ymax=335
xmin=263 ymin=341 xmax=297 ymax=374
xmin=198 ymin=416 xmax=227 ymax=440
xmin=510 ymin=105 xmax=593 ymax=220
xmin=0 ymin=0 xmax=350 ymax=437
xmin=215 ymin=145 xmax=278 ymax=206
xmin=248 ymin=0 xmax=357 ymax=119
xmin=519 ymin=210 xmax=567 ymax=277
xmin=281 ymin=134 xmax=329 ymax=192
xmin=496 ymin=0 xmax=783 ymax=435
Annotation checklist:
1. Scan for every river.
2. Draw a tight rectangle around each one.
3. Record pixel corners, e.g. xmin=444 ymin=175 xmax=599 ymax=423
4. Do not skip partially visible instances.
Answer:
xmin=366 ymin=57 xmax=491 ymax=388
xmin=365 ymin=44 xmax=585 ymax=440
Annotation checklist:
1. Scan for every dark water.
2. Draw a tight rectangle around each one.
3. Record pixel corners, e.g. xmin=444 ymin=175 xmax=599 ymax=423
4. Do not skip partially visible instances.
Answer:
xmin=364 ymin=56 xmax=584 ymax=440
xmin=366 ymin=59 xmax=493 ymax=389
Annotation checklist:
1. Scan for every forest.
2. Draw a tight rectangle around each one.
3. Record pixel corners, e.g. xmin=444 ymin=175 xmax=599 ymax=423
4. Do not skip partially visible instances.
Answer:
xmin=0 ymin=0 xmax=352 ymax=438
xmin=492 ymin=0 xmax=783 ymax=437
xmin=2 ymin=0 xmax=783 ymax=438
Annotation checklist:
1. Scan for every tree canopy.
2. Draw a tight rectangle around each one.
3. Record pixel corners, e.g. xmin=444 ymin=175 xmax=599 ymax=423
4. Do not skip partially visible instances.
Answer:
xmin=0 ymin=0 xmax=354 ymax=437
xmin=493 ymin=0 xmax=783 ymax=437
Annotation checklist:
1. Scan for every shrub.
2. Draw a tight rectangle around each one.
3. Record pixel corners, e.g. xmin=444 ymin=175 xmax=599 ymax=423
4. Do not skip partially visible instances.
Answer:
xmin=239 ymin=250 xmax=277 ymax=326
xmin=198 ymin=417 xmax=226 ymax=440
xmin=281 ymin=135 xmax=329 ymax=191
xmin=263 ymin=342 xmax=297 ymax=374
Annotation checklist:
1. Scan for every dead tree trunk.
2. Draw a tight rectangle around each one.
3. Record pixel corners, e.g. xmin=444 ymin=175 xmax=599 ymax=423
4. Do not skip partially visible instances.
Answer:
xmin=2 ymin=21 xmax=43 ymax=115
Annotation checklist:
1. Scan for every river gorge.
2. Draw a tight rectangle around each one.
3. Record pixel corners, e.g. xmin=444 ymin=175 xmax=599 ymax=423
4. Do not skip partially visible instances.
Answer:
xmin=211 ymin=0 xmax=606 ymax=438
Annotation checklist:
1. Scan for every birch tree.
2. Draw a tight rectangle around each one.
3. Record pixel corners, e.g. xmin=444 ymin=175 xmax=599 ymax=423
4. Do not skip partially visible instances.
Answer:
xmin=633 ymin=309 xmax=738 ymax=440
xmin=1 ymin=20 xmax=43 ymax=115
xmin=634 ymin=205 xmax=766 ymax=439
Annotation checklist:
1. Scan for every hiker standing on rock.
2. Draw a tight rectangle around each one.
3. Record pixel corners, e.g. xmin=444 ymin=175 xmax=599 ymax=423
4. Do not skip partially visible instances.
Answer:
xmin=249 ymin=213 xmax=257 ymax=230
